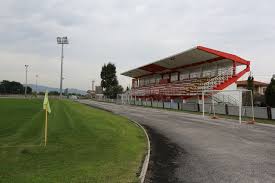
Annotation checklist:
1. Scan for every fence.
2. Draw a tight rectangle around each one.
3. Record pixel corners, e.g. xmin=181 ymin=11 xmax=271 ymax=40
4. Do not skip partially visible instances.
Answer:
xmin=95 ymin=97 xmax=275 ymax=120
xmin=121 ymin=99 xmax=274 ymax=120
xmin=272 ymin=108 xmax=275 ymax=120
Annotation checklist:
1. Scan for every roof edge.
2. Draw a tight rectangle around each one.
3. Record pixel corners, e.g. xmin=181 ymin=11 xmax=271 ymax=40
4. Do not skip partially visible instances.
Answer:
xmin=197 ymin=46 xmax=250 ymax=66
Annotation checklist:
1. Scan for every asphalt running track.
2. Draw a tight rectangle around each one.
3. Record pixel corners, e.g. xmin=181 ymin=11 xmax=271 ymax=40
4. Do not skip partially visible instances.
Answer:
xmin=79 ymin=100 xmax=275 ymax=183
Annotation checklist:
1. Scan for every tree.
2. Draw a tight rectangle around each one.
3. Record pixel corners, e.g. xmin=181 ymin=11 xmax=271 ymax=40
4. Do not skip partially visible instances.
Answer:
xmin=247 ymin=75 xmax=255 ymax=93
xmin=49 ymin=91 xmax=59 ymax=96
xmin=27 ymin=86 xmax=32 ymax=94
xmin=243 ymin=76 xmax=255 ymax=106
xmin=0 ymin=80 xmax=25 ymax=94
xmin=100 ymin=63 xmax=123 ymax=99
xmin=265 ymin=76 xmax=275 ymax=107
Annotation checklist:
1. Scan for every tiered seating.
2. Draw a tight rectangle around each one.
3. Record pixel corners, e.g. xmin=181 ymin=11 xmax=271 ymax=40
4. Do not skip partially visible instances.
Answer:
xmin=131 ymin=77 xmax=214 ymax=97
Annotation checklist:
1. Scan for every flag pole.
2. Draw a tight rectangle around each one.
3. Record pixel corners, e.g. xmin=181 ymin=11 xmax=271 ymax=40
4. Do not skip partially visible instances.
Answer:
xmin=44 ymin=108 xmax=48 ymax=146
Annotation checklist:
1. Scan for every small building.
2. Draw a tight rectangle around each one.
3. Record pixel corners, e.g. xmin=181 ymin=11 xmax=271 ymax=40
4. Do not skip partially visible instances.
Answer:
xmin=87 ymin=90 xmax=96 ymax=98
xmin=95 ymin=86 xmax=103 ymax=94
xmin=95 ymin=86 xmax=104 ymax=100
xmin=236 ymin=80 xmax=268 ymax=95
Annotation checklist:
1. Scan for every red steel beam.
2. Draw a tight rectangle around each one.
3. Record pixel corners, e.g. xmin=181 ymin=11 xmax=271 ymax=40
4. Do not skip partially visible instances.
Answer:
xmin=197 ymin=46 xmax=250 ymax=66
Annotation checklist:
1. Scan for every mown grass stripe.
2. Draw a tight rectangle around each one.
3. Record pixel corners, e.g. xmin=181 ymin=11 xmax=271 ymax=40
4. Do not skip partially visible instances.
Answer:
xmin=0 ymin=98 xmax=146 ymax=183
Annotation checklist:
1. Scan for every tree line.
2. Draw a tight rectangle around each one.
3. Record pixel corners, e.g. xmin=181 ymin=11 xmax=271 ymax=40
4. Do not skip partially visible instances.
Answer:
xmin=0 ymin=80 xmax=32 ymax=94
xmin=0 ymin=80 xmax=82 ymax=96
xmin=265 ymin=76 xmax=275 ymax=107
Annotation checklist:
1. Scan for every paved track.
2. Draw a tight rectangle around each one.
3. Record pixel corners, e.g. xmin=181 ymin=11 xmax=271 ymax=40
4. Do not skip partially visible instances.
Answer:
xmin=79 ymin=100 xmax=275 ymax=183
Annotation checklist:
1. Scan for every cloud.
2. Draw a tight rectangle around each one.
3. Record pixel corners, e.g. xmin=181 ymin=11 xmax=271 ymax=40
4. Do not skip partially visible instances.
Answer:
xmin=0 ymin=0 xmax=275 ymax=90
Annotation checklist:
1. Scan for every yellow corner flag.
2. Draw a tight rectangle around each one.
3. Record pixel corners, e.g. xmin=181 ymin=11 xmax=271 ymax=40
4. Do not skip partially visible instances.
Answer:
xmin=43 ymin=91 xmax=51 ymax=146
xmin=43 ymin=91 xmax=51 ymax=113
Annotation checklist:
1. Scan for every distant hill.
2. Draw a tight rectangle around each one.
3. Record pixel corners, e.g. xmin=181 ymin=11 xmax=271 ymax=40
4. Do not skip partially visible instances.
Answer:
xmin=29 ymin=84 xmax=87 ymax=95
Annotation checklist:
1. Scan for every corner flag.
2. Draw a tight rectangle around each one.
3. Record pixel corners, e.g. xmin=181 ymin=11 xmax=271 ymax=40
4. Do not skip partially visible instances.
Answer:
xmin=43 ymin=91 xmax=51 ymax=146
xmin=43 ymin=91 xmax=51 ymax=113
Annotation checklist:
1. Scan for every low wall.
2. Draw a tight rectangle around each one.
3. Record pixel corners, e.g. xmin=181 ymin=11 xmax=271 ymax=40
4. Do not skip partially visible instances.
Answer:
xmin=157 ymin=101 xmax=163 ymax=108
xmin=215 ymin=104 xmax=226 ymax=115
xmin=199 ymin=104 xmax=212 ymax=113
xmin=182 ymin=103 xmax=197 ymax=112
xmin=146 ymin=101 xmax=151 ymax=107
xmin=152 ymin=101 xmax=158 ymax=108
xmin=228 ymin=106 xmax=239 ymax=116
xmin=243 ymin=106 xmax=268 ymax=119
xmin=123 ymin=99 xmax=275 ymax=120
xmin=171 ymin=102 xmax=179 ymax=110
xmin=272 ymin=108 xmax=275 ymax=120
xmin=164 ymin=102 xmax=171 ymax=109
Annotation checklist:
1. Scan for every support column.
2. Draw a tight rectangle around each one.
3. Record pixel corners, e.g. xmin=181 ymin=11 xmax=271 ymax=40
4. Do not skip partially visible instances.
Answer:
xmin=202 ymin=92 xmax=205 ymax=118
xmin=233 ymin=61 xmax=236 ymax=76
xmin=212 ymin=93 xmax=216 ymax=118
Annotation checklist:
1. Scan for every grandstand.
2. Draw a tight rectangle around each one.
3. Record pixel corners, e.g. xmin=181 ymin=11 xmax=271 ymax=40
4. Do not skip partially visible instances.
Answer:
xmin=121 ymin=46 xmax=250 ymax=103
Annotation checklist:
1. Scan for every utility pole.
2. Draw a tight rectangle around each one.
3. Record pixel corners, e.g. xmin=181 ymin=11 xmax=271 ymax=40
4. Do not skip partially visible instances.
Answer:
xmin=24 ymin=65 xmax=29 ymax=97
xmin=35 ymin=74 xmax=39 ymax=94
xmin=57 ymin=36 xmax=69 ymax=98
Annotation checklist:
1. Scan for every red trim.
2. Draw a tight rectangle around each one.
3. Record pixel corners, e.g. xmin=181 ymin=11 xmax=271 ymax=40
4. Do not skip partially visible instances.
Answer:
xmin=128 ymin=46 xmax=250 ymax=79
xmin=197 ymin=46 xmax=250 ymax=66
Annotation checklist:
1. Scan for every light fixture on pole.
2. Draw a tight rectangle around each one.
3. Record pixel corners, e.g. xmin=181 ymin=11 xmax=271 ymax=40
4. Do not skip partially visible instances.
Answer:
xmin=24 ymin=65 xmax=29 ymax=97
xmin=56 ymin=36 xmax=69 ymax=98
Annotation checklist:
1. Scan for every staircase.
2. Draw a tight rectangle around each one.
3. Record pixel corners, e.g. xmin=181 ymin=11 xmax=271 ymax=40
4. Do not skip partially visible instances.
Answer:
xmin=201 ymin=67 xmax=233 ymax=91
xmin=211 ymin=93 xmax=239 ymax=106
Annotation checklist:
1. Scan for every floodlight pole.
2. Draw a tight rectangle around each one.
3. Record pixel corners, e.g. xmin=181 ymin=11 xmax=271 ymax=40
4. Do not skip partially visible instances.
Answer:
xmin=60 ymin=43 xmax=64 ymax=98
xmin=57 ymin=36 xmax=69 ymax=98
xmin=24 ymin=65 xmax=29 ymax=97
xmin=35 ymin=74 xmax=39 ymax=94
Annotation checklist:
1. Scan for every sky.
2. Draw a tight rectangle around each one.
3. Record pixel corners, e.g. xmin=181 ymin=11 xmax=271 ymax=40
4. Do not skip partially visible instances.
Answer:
xmin=0 ymin=0 xmax=275 ymax=91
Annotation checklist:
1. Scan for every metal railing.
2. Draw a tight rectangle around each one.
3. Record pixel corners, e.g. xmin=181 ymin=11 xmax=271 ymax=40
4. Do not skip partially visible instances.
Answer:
xmin=202 ymin=67 xmax=233 ymax=91
xmin=212 ymin=93 xmax=239 ymax=106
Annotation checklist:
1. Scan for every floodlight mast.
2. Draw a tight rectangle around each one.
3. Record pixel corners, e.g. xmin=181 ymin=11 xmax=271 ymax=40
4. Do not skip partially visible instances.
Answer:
xmin=24 ymin=65 xmax=29 ymax=97
xmin=35 ymin=74 xmax=39 ymax=94
xmin=57 ymin=36 xmax=69 ymax=98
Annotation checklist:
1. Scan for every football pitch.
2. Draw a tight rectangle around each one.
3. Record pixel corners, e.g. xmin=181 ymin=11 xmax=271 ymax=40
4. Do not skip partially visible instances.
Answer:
xmin=0 ymin=98 xmax=146 ymax=183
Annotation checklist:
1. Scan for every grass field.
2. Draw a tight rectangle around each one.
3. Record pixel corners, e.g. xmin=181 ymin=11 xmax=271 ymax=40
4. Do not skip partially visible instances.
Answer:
xmin=0 ymin=98 xmax=146 ymax=183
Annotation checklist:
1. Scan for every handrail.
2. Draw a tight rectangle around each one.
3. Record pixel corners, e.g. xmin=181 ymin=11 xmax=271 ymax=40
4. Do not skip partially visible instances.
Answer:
xmin=202 ymin=67 xmax=233 ymax=91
